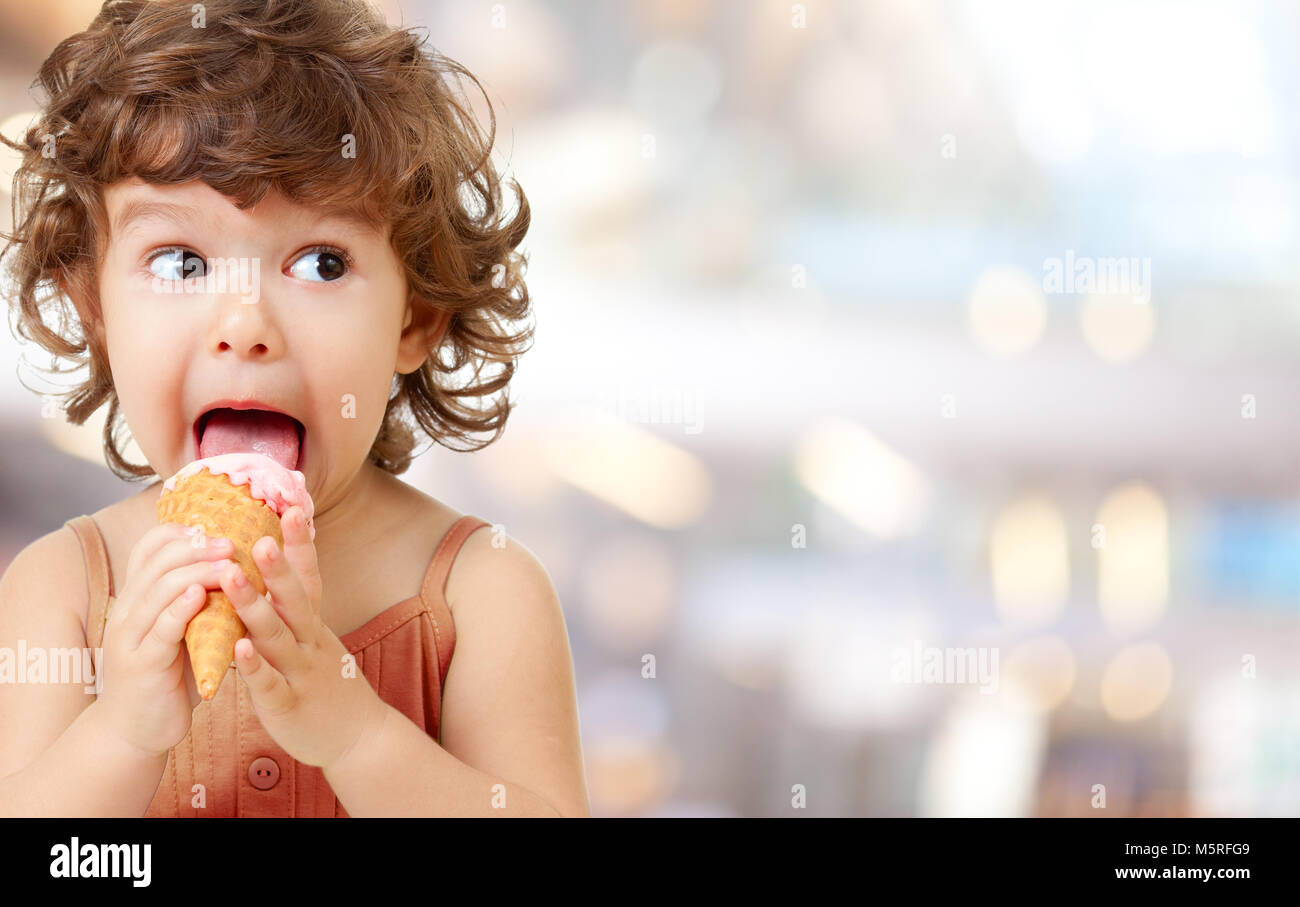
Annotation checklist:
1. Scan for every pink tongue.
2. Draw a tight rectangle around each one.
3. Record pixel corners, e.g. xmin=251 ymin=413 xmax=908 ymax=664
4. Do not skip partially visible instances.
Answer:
xmin=199 ymin=409 xmax=300 ymax=470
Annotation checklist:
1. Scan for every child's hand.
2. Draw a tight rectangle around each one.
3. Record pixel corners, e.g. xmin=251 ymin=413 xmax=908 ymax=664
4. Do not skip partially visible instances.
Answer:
xmin=216 ymin=506 xmax=385 ymax=769
xmin=96 ymin=523 xmax=233 ymax=757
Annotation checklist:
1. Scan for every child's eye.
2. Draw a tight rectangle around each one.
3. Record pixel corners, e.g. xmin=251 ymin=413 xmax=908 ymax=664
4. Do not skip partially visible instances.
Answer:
xmin=147 ymin=248 xmax=207 ymax=281
xmin=289 ymin=246 xmax=351 ymax=283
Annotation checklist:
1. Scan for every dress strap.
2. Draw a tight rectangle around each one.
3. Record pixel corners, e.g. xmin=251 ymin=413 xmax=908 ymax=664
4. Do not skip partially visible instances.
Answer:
xmin=421 ymin=515 xmax=490 ymax=684
xmin=422 ymin=516 xmax=492 ymax=606
xmin=63 ymin=515 xmax=113 ymax=649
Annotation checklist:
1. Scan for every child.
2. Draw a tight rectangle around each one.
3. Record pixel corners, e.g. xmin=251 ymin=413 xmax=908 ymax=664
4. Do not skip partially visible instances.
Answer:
xmin=0 ymin=0 xmax=588 ymax=817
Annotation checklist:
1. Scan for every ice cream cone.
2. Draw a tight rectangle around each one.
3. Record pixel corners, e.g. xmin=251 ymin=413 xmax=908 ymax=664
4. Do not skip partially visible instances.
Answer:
xmin=157 ymin=467 xmax=283 ymax=700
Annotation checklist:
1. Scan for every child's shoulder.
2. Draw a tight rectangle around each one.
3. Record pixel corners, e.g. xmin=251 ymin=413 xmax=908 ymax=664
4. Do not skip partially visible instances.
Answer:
xmin=441 ymin=513 xmax=559 ymax=624
xmin=0 ymin=517 xmax=94 ymax=641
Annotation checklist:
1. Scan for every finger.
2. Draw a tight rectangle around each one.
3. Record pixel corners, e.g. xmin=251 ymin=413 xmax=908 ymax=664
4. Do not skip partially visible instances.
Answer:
xmin=182 ymin=644 xmax=202 ymax=711
xmin=278 ymin=507 xmax=321 ymax=615
xmin=135 ymin=582 xmax=208 ymax=671
xmin=220 ymin=562 xmax=304 ymax=676
xmin=118 ymin=556 xmax=236 ymax=648
xmin=234 ymin=637 xmax=293 ymax=714
xmin=251 ymin=533 xmax=315 ymax=641
xmin=148 ymin=534 xmax=238 ymax=579
xmin=124 ymin=522 xmax=193 ymax=579
xmin=116 ymin=533 xmax=235 ymax=627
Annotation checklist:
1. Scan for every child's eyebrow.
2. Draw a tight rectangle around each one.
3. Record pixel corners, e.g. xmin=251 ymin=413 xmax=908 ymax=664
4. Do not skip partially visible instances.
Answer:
xmin=112 ymin=200 xmax=206 ymax=238
xmin=112 ymin=199 xmax=381 ymax=240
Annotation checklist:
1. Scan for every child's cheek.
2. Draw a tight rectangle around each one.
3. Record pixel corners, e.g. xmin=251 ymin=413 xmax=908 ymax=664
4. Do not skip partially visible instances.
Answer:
xmin=101 ymin=294 xmax=193 ymax=464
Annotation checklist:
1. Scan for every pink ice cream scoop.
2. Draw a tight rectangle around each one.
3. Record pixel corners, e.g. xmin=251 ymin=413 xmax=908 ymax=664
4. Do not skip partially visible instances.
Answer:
xmin=163 ymin=453 xmax=315 ymax=540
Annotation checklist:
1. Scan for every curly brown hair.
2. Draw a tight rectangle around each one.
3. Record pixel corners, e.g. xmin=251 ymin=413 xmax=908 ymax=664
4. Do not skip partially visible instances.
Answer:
xmin=0 ymin=0 xmax=532 ymax=481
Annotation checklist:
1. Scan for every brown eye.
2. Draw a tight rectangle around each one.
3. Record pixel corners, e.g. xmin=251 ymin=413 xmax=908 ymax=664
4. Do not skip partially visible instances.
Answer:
xmin=149 ymin=248 xmax=207 ymax=281
xmin=290 ymin=248 xmax=349 ymax=282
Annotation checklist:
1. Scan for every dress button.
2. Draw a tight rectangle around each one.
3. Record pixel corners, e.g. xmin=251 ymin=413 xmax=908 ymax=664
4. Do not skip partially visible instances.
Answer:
xmin=248 ymin=756 xmax=280 ymax=790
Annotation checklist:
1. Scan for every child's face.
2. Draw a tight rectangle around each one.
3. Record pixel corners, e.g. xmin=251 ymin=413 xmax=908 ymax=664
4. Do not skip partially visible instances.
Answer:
xmin=96 ymin=177 xmax=439 ymax=505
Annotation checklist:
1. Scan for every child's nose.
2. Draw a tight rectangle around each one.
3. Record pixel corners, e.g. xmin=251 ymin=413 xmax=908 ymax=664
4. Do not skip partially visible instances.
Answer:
xmin=212 ymin=291 xmax=283 ymax=360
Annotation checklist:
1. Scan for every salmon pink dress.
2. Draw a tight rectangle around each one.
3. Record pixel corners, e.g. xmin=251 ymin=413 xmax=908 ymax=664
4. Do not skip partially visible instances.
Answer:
xmin=64 ymin=512 xmax=488 ymax=817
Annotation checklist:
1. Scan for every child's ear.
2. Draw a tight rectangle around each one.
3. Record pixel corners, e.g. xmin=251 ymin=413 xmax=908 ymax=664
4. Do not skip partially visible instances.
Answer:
xmin=395 ymin=298 xmax=452 ymax=375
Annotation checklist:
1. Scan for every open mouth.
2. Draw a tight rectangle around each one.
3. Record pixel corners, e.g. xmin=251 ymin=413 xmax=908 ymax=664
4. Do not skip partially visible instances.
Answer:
xmin=194 ymin=407 xmax=305 ymax=471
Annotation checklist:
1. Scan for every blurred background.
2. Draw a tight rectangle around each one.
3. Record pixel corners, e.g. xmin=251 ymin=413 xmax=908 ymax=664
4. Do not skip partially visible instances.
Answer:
xmin=2 ymin=0 xmax=1299 ymax=816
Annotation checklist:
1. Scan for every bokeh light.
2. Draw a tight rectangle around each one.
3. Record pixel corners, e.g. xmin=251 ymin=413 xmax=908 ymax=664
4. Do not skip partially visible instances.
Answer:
xmin=542 ymin=410 xmax=712 ymax=529
xmin=989 ymin=495 xmax=1069 ymax=626
xmin=585 ymin=736 xmax=680 ymax=816
xmin=967 ymin=267 xmax=1047 ymax=357
xmin=918 ymin=691 xmax=1048 ymax=817
xmin=1080 ymin=294 xmax=1156 ymax=362
xmin=1096 ymin=482 xmax=1169 ymax=637
xmin=794 ymin=418 xmax=931 ymax=539
xmin=1002 ymin=636 xmax=1076 ymax=714
xmin=1100 ymin=642 xmax=1174 ymax=722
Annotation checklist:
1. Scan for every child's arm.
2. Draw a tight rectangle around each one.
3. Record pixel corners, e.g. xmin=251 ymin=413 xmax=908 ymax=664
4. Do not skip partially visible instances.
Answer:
xmin=0 ymin=529 xmax=167 ymax=817
xmin=323 ymin=532 xmax=589 ymax=817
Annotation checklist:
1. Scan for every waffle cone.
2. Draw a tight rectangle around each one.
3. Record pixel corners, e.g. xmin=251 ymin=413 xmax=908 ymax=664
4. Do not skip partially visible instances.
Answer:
xmin=157 ymin=467 xmax=283 ymax=700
